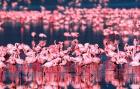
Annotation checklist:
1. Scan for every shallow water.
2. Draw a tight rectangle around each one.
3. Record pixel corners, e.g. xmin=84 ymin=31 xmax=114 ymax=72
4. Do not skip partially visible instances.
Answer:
xmin=0 ymin=22 xmax=107 ymax=47
xmin=0 ymin=61 xmax=140 ymax=89
xmin=0 ymin=22 xmax=139 ymax=89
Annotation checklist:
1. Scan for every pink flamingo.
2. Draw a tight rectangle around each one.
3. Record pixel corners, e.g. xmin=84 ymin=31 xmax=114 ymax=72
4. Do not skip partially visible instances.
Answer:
xmin=130 ymin=84 xmax=140 ymax=89
xmin=31 ymin=32 xmax=36 ymax=39
xmin=71 ymin=32 xmax=79 ymax=39
xmin=64 ymin=32 xmax=71 ymax=40
xmin=0 ymin=61 xmax=6 ymax=69
xmin=130 ymin=52 xmax=140 ymax=66
xmin=39 ymin=33 xmax=47 ymax=38
xmin=0 ymin=61 xmax=6 ymax=83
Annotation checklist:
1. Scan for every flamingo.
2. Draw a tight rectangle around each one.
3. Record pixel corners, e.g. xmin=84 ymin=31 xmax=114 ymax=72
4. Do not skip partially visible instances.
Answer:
xmin=0 ymin=61 xmax=6 ymax=69
xmin=31 ymin=32 xmax=36 ymax=38
xmin=73 ymin=24 xmax=79 ymax=31
xmin=130 ymin=39 xmax=140 ymax=66
xmin=92 ymin=57 xmax=101 ymax=64
xmin=16 ymin=85 xmax=26 ymax=89
xmin=0 ymin=27 xmax=4 ymax=32
xmin=64 ymin=23 xmax=70 ymax=31
xmin=38 ymin=40 xmax=46 ymax=47
xmin=64 ymin=32 xmax=71 ymax=39
xmin=29 ymin=82 xmax=38 ymax=89
xmin=116 ymin=42 xmax=127 ymax=65
xmin=6 ymin=55 xmax=16 ymax=65
xmin=71 ymin=56 xmax=83 ymax=64
xmin=71 ymin=32 xmax=79 ymax=38
xmin=43 ymin=24 xmax=49 ymax=31
xmin=0 ymin=57 xmax=5 ymax=62
xmin=40 ymin=6 xmax=46 ymax=11
xmin=92 ymin=83 xmax=101 ymax=89
xmin=42 ymin=61 xmax=54 ymax=68
xmin=44 ymin=85 xmax=53 ymax=89
xmin=130 ymin=52 xmax=140 ymax=66
xmin=39 ymin=33 xmax=47 ymax=38
xmin=116 ymin=57 xmax=127 ymax=65
xmin=130 ymin=84 xmax=140 ymax=89
xmin=53 ymin=22 xmax=60 ymax=30
xmin=25 ymin=56 xmax=36 ymax=64
xmin=15 ymin=58 xmax=25 ymax=65
xmin=0 ymin=83 xmax=6 ymax=89
xmin=106 ymin=50 xmax=117 ymax=58
xmin=23 ymin=44 xmax=31 ymax=51
xmin=37 ymin=54 xmax=47 ymax=64
xmin=0 ymin=61 xmax=6 ymax=84
xmin=59 ymin=59 xmax=67 ymax=66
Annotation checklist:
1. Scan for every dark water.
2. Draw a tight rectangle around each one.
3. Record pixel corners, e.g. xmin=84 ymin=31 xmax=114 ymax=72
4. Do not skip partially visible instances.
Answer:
xmin=0 ymin=22 xmax=139 ymax=89
xmin=0 ymin=22 xmax=105 ymax=47
xmin=0 ymin=21 xmax=135 ymax=49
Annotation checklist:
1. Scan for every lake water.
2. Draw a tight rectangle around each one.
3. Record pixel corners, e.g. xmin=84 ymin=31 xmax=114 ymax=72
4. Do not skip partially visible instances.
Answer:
xmin=0 ymin=22 xmax=139 ymax=89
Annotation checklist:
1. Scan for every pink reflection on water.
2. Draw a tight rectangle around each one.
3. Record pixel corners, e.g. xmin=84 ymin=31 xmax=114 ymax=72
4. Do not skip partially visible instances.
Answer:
xmin=0 ymin=62 xmax=139 ymax=88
